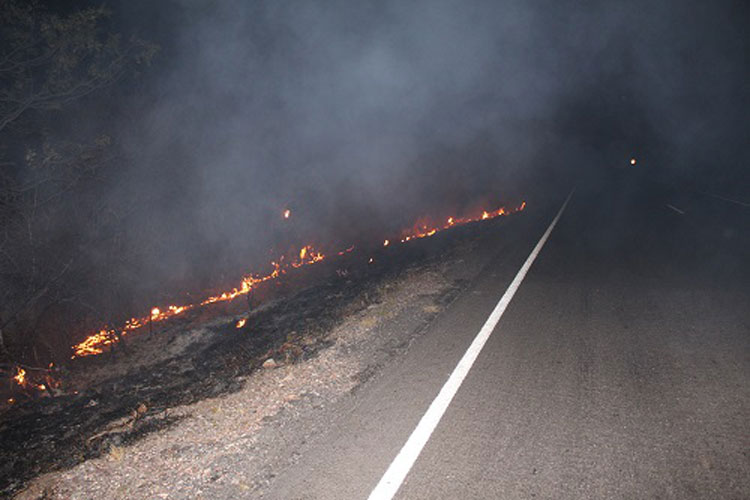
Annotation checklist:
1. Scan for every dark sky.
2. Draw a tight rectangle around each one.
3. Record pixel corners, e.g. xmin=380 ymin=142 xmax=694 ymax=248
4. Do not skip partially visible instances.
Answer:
xmin=62 ymin=0 xmax=749 ymax=292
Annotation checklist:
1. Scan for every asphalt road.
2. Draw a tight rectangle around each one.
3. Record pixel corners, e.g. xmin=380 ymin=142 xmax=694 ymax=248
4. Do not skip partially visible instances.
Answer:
xmin=266 ymin=172 xmax=750 ymax=499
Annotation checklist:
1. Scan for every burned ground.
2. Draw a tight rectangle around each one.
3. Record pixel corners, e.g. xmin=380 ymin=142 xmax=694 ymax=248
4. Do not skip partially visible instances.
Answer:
xmin=0 ymin=213 xmax=523 ymax=498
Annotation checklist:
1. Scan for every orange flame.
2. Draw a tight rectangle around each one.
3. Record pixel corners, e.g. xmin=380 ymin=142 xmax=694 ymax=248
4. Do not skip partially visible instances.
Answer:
xmin=292 ymin=245 xmax=324 ymax=268
xmin=236 ymin=318 xmax=247 ymax=328
xmin=68 ymin=201 xmax=526 ymax=359
xmin=398 ymin=203 xmax=522 ymax=244
xmin=13 ymin=367 xmax=26 ymax=387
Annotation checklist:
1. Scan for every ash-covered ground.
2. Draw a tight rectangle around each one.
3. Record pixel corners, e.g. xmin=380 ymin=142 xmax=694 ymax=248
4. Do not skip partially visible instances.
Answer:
xmin=2 ymin=210 xmax=526 ymax=499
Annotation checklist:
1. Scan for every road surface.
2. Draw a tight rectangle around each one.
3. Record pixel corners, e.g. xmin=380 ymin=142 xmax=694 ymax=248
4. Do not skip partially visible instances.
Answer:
xmin=265 ymin=173 xmax=750 ymax=499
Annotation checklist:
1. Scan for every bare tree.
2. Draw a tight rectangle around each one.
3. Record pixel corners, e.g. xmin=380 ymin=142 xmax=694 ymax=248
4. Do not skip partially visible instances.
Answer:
xmin=0 ymin=0 xmax=156 ymax=362
xmin=0 ymin=1 xmax=156 ymax=132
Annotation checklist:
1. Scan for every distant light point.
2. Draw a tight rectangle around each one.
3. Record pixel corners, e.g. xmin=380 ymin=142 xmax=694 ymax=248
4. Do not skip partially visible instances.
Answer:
xmin=630 ymin=157 xmax=637 ymax=166
xmin=283 ymin=209 xmax=291 ymax=219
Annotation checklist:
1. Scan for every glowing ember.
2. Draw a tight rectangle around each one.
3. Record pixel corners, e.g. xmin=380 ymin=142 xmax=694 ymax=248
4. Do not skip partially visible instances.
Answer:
xmin=337 ymin=246 xmax=355 ymax=256
xmin=236 ymin=318 xmax=247 ymax=328
xmin=68 ymin=200 xmax=526 ymax=359
xmin=7 ymin=398 xmax=14 ymax=405
xmin=13 ymin=367 xmax=26 ymax=386
xmin=630 ymin=157 xmax=637 ymax=166
xmin=37 ymin=384 xmax=46 ymax=391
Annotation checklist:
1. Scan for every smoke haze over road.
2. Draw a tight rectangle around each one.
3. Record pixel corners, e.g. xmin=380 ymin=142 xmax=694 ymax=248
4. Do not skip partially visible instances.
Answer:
xmin=102 ymin=0 xmax=747 ymax=289
xmin=1 ymin=0 xmax=746 ymax=360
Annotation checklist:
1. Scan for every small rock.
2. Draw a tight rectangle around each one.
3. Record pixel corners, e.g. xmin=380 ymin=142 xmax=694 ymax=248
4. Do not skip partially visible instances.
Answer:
xmin=262 ymin=358 xmax=278 ymax=369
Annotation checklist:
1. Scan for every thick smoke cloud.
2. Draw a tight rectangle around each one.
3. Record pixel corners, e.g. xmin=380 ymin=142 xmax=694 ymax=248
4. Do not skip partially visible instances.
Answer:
xmin=104 ymin=0 xmax=746 ymax=294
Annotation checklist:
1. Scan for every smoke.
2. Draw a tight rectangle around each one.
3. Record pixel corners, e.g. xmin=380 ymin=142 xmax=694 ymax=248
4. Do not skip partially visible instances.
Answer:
xmin=101 ymin=0 xmax=746 ymax=294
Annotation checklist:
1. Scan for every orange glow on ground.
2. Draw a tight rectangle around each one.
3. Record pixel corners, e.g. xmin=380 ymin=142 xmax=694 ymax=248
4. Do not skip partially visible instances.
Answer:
xmin=65 ymin=200 xmax=526 ymax=360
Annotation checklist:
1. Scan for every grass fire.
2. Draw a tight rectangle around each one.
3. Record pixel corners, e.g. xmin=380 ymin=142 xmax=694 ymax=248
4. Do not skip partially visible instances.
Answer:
xmin=3 ymin=1 xmax=744 ymax=497
xmin=68 ymin=201 xmax=524 ymax=361
xmin=4 ymin=200 xmax=525 ymax=399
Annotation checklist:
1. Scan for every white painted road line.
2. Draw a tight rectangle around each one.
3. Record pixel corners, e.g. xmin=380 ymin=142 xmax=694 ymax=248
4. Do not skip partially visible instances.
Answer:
xmin=666 ymin=204 xmax=685 ymax=215
xmin=368 ymin=189 xmax=575 ymax=500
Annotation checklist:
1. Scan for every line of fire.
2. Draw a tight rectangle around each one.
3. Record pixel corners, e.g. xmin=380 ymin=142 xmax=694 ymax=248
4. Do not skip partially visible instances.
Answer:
xmin=4 ymin=201 xmax=525 ymax=403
